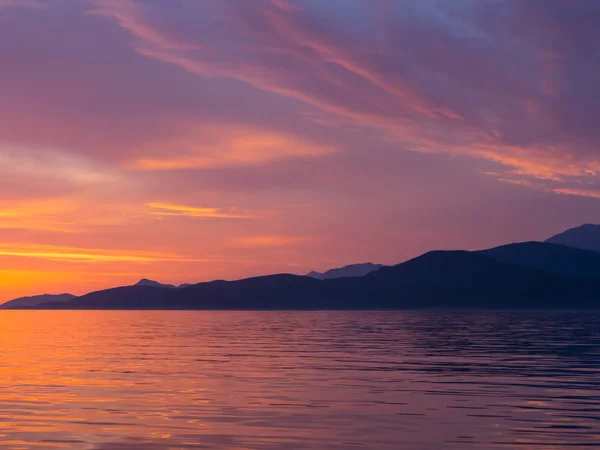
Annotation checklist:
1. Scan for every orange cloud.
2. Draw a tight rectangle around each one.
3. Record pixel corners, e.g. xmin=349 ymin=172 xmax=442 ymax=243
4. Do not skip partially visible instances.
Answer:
xmin=0 ymin=199 xmax=84 ymax=233
xmin=0 ymin=200 xmax=72 ymax=218
xmin=133 ymin=125 xmax=333 ymax=170
xmin=0 ymin=198 xmax=147 ymax=233
xmin=0 ymin=243 xmax=199 ymax=263
xmin=147 ymin=203 xmax=254 ymax=219
xmin=551 ymin=188 xmax=600 ymax=199
xmin=474 ymin=141 xmax=600 ymax=182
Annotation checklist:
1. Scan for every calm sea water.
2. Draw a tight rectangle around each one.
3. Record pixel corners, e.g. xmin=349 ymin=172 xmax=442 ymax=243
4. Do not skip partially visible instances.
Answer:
xmin=0 ymin=311 xmax=599 ymax=449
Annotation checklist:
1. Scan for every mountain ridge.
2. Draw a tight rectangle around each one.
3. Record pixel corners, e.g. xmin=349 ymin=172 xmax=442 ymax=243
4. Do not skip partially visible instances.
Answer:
xmin=0 ymin=293 xmax=76 ymax=309
xmin=7 ymin=224 xmax=600 ymax=310
xmin=15 ymin=242 xmax=600 ymax=310
xmin=545 ymin=224 xmax=600 ymax=252
xmin=135 ymin=279 xmax=177 ymax=289
xmin=307 ymin=262 xmax=384 ymax=280
xmin=479 ymin=241 xmax=600 ymax=278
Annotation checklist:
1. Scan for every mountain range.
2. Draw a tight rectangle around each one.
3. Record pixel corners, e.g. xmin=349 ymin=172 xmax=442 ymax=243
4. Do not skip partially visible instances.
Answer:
xmin=307 ymin=262 xmax=383 ymax=280
xmin=4 ymin=224 xmax=600 ymax=310
xmin=0 ymin=293 xmax=76 ymax=309
xmin=134 ymin=279 xmax=192 ymax=289
xmin=545 ymin=223 xmax=600 ymax=252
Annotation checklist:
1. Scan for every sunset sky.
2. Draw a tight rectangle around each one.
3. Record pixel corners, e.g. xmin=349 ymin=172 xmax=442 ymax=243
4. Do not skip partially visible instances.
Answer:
xmin=1 ymin=0 xmax=600 ymax=301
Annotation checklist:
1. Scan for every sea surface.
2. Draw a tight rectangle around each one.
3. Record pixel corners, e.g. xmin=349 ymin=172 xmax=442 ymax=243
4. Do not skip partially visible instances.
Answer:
xmin=0 ymin=311 xmax=599 ymax=449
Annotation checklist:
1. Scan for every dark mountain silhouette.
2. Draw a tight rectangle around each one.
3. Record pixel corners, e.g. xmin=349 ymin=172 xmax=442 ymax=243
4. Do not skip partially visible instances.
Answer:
xmin=0 ymin=293 xmax=76 ymax=309
xmin=360 ymin=250 xmax=591 ymax=308
xmin=12 ymin=226 xmax=600 ymax=311
xmin=19 ymin=249 xmax=600 ymax=310
xmin=134 ymin=279 xmax=177 ymax=289
xmin=479 ymin=241 xmax=600 ymax=278
xmin=546 ymin=224 xmax=600 ymax=252
xmin=135 ymin=279 xmax=193 ymax=289
xmin=307 ymin=262 xmax=384 ymax=279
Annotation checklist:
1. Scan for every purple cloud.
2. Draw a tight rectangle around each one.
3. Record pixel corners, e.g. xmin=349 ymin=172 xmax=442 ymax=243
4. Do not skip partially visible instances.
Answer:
xmin=85 ymin=0 xmax=600 ymax=191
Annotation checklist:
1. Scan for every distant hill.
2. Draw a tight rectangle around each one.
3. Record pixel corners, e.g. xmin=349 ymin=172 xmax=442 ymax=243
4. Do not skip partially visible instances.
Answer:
xmin=18 ymin=250 xmax=600 ymax=310
xmin=135 ymin=279 xmax=193 ymax=289
xmin=546 ymin=224 xmax=600 ymax=252
xmin=307 ymin=262 xmax=384 ymax=279
xmin=479 ymin=241 xmax=600 ymax=278
xmin=0 ymin=293 xmax=76 ymax=309
xmin=135 ymin=279 xmax=177 ymax=289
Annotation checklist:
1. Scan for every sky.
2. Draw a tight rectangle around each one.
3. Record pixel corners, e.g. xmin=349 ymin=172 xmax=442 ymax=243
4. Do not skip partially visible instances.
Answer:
xmin=1 ymin=0 xmax=600 ymax=301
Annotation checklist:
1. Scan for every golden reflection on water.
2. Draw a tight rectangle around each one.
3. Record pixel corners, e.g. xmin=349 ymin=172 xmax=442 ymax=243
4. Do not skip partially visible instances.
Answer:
xmin=0 ymin=311 xmax=599 ymax=449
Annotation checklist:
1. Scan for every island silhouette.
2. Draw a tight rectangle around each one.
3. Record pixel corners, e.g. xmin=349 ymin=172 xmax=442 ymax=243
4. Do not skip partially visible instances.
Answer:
xmin=4 ymin=224 xmax=600 ymax=310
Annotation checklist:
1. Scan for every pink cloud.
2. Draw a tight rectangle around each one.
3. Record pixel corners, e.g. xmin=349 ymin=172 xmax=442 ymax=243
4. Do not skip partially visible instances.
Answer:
xmin=87 ymin=0 xmax=600 ymax=194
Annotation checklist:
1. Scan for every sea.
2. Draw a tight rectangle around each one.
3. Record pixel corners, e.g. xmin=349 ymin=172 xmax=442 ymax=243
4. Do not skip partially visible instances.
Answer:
xmin=0 ymin=310 xmax=599 ymax=449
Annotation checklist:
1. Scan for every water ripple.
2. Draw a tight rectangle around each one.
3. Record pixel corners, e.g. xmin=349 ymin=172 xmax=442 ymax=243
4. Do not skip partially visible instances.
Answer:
xmin=0 ymin=311 xmax=599 ymax=449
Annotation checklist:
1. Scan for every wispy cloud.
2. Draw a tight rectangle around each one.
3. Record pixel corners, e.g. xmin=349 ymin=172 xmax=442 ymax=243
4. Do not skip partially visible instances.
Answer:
xmin=551 ymin=188 xmax=600 ymax=200
xmin=90 ymin=0 xmax=201 ymax=50
xmin=133 ymin=125 xmax=333 ymax=170
xmin=0 ymin=145 xmax=118 ymax=185
xmin=0 ymin=199 xmax=84 ymax=233
xmin=0 ymin=243 xmax=200 ymax=263
xmin=90 ymin=0 xmax=600 ymax=196
xmin=148 ymin=203 xmax=254 ymax=219
xmin=235 ymin=235 xmax=310 ymax=248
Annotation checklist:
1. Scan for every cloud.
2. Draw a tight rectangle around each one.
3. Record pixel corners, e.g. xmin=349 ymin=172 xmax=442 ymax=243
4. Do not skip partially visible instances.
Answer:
xmin=147 ymin=203 xmax=254 ymax=219
xmin=552 ymin=188 xmax=600 ymax=200
xmin=0 ymin=197 xmax=147 ymax=233
xmin=0 ymin=199 xmax=84 ymax=233
xmin=89 ymin=0 xmax=202 ymax=50
xmin=0 ymin=144 xmax=118 ymax=186
xmin=89 ymin=0 xmax=600 ymax=195
xmin=132 ymin=124 xmax=333 ymax=170
xmin=0 ymin=243 xmax=200 ymax=263
xmin=0 ymin=199 xmax=74 ymax=218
